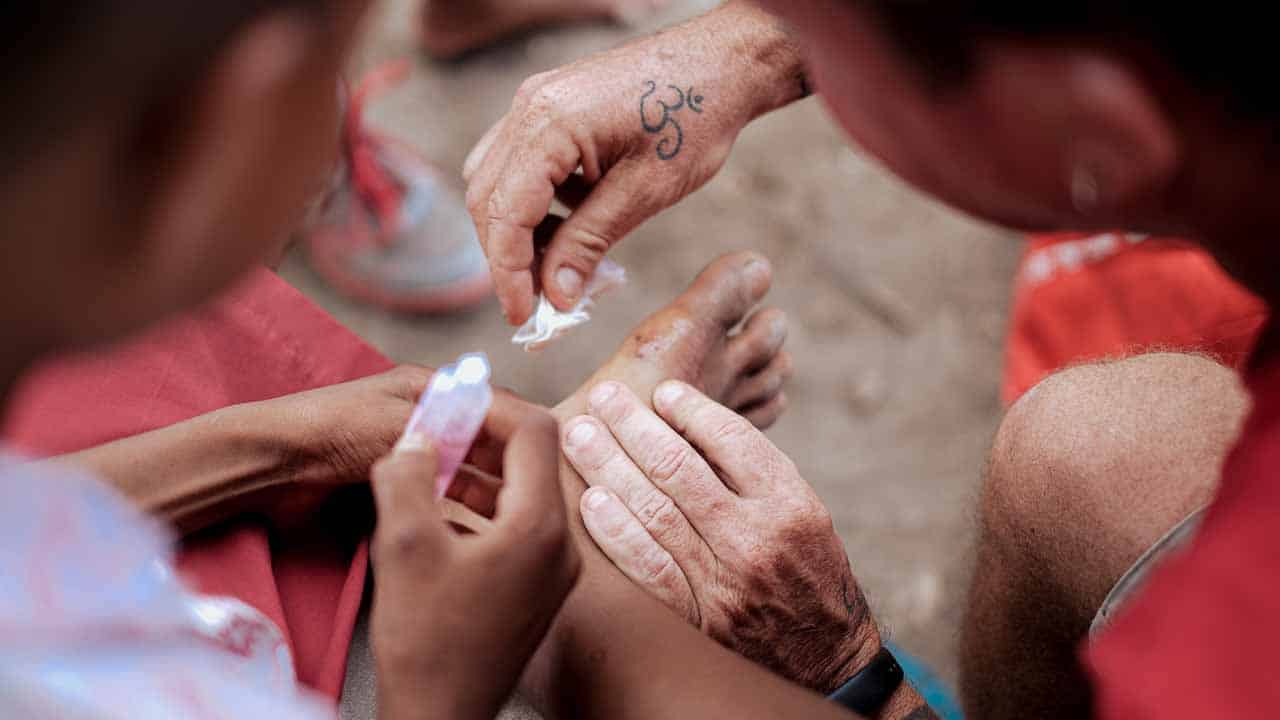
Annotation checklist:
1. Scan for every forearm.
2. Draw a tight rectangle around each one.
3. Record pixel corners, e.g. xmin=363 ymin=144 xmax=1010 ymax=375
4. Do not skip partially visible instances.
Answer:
xmin=53 ymin=402 xmax=305 ymax=534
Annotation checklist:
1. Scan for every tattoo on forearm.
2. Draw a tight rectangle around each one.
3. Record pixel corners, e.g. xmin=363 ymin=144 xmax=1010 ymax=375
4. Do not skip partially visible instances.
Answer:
xmin=639 ymin=80 xmax=704 ymax=160
xmin=903 ymin=705 xmax=941 ymax=720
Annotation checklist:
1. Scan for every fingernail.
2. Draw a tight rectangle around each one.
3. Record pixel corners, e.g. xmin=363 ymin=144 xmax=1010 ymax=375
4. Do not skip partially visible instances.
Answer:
xmin=394 ymin=431 xmax=430 ymax=453
xmin=556 ymin=267 xmax=584 ymax=301
xmin=565 ymin=420 xmax=597 ymax=449
xmin=589 ymin=382 xmax=619 ymax=410
xmin=653 ymin=381 xmax=686 ymax=411
xmin=584 ymin=487 xmax=612 ymax=510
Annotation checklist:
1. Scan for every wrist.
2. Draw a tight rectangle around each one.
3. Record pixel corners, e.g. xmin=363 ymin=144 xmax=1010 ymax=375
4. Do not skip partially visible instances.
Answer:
xmin=819 ymin=615 xmax=884 ymax=695
xmin=714 ymin=0 xmax=809 ymax=120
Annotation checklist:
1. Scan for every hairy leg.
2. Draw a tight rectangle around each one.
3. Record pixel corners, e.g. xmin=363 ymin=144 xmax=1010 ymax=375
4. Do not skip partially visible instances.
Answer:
xmin=961 ymin=352 xmax=1248 ymax=719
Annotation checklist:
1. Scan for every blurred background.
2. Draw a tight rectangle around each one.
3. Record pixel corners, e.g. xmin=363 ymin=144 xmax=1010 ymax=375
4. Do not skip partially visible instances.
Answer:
xmin=282 ymin=0 xmax=1022 ymax=684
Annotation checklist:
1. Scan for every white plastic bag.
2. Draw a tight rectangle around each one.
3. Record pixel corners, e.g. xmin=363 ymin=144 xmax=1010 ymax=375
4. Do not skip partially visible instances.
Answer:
xmin=512 ymin=260 xmax=627 ymax=351
xmin=0 ymin=458 xmax=330 ymax=719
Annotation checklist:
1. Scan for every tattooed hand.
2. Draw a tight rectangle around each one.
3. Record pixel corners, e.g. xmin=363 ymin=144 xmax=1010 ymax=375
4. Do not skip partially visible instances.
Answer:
xmin=463 ymin=1 xmax=808 ymax=326
xmin=563 ymin=379 xmax=881 ymax=695
xmin=640 ymin=81 xmax=706 ymax=160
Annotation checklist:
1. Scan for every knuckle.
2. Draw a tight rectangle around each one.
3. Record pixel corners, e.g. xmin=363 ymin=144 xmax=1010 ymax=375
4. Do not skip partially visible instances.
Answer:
xmin=374 ymin=522 xmax=429 ymax=564
xmin=631 ymin=488 xmax=681 ymax=533
xmin=512 ymin=510 xmax=568 ymax=558
xmin=707 ymin=416 xmax=753 ymax=449
xmin=565 ymin=224 xmax=611 ymax=256
xmin=513 ymin=72 xmax=552 ymax=103
xmin=647 ymin=440 xmax=696 ymax=486
xmin=636 ymin=544 xmax=679 ymax=586
xmin=388 ymin=364 xmax=429 ymax=393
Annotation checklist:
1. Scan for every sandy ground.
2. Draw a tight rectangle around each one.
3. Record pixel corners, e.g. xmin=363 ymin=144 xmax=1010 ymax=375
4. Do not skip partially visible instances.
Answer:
xmin=281 ymin=0 xmax=1024 ymax=688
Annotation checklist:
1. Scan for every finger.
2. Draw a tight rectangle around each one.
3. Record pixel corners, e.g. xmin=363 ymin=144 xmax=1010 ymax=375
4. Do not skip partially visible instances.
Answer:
xmin=540 ymin=169 xmax=652 ymax=311
xmin=371 ymin=447 xmax=448 ymax=568
xmin=651 ymin=380 xmax=784 ymax=496
xmin=488 ymin=413 xmax=567 ymax=548
xmin=464 ymin=123 xmax=532 ymax=324
xmin=562 ymin=415 xmax=714 ymax=575
xmin=439 ymin=496 xmax=494 ymax=534
xmin=553 ymin=173 xmax=592 ymax=211
xmin=463 ymin=116 xmax=505 ymax=183
xmin=742 ymin=392 xmax=789 ymax=431
xmin=485 ymin=127 xmax=583 ymax=324
xmin=466 ymin=386 xmax=543 ymax=477
xmin=586 ymin=382 xmax=735 ymax=521
xmin=445 ymin=464 xmax=500 ymax=519
xmin=581 ymin=487 xmax=700 ymax=627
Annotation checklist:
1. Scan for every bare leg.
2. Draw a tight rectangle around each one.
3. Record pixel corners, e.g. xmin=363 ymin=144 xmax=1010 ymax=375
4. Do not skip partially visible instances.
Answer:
xmin=961 ymin=353 xmax=1248 ymax=719
xmin=422 ymin=0 xmax=670 ymax=59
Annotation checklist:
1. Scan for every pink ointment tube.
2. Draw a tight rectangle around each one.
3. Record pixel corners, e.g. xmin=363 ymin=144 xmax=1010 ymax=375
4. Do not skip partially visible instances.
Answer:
xmin=395 ymin=352 xmax=493 ymax=497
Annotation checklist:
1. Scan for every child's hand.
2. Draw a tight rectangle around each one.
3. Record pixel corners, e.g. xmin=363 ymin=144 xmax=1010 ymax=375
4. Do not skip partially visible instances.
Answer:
xmin=369 ymin=413 xmax=579 ymax=720
xmin=258 ymin=365 xmax=543 ymax=526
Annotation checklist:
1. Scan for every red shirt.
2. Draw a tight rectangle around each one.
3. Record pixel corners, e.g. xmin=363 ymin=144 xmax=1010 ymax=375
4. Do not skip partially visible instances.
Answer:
xmin=1087 ymin=352 xmax=1280 ymax=718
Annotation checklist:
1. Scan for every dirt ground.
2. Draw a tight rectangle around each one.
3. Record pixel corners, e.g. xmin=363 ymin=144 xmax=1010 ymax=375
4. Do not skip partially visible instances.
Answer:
xmin=281 ymin=0 xmax=1023 ymax=689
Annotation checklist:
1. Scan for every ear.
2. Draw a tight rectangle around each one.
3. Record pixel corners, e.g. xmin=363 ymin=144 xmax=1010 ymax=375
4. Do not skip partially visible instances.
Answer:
xmin=135 ymin=11 xmax=334 ymax=282
xmin=969 ymin=44 xmax=1181 ymax=225
xmin=1058 ymin=54 xmax=1181 ymax=217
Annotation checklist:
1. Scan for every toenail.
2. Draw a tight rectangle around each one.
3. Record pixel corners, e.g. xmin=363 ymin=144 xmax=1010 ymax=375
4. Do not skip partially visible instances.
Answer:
xmin=653 ymin=381 xmax=686 ymax=411
xmin=589 ymin=382 xmax=619 ymax=408
xmin=584 ymin=487 xmax=612 ymax=510
xmin=744 ymin=258 xmax=770 ymax=281
xmin=556 ymin=267 xmax=584 ymax=300
xmin=566 ymin=420 xmax=597 ymax=449
xmin=770 ymin=315 xmax=788 ymax=344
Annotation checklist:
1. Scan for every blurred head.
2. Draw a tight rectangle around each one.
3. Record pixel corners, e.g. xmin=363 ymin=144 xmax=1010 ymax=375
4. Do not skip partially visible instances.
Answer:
xmin=761 ymin=0 xmax=1279 ymax=291
xmin=0 ymin=1 xmax=369 ymax=361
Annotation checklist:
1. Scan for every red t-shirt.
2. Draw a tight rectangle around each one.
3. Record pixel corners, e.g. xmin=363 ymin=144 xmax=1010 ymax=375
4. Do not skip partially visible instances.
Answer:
xmin=1087 ymin=350 xmax=1280 ymax=717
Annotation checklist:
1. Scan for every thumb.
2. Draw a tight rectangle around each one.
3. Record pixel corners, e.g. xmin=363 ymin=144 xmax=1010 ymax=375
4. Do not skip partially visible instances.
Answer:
xmin=371 ymin=446 xmax=447 ymax=568
xmin=540 ymin=169 xmax=653 ymax=310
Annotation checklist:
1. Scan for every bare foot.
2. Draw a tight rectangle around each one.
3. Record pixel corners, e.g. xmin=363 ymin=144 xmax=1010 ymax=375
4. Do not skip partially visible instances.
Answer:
xmin=554 ymin=251 xmax=792 ymax=429
xmin=421 ymin=0 xmax=669 ymax=60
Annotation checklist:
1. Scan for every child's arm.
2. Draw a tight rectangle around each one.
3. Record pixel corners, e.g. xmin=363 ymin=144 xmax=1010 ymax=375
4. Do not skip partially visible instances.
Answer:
xmin=51 ymin=366 xmax=511 ymax=534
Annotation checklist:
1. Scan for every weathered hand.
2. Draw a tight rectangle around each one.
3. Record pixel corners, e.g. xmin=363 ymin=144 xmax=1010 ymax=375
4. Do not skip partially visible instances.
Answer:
xmin=562 ymin=379 xmax=880 ymax=694
xmin=463 ymin=1 xmax=806 ymax=325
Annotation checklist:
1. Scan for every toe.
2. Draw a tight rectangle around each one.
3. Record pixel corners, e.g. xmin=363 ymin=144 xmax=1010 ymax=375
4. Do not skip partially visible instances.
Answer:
xmin=728 ymin=351 xmax=794 ymax=410
xmin=675 ymin=251 xmax=772 ymax=330
xmin=742 ymin=392 xmax=789 ymax=430
xmin=728 ymin=308 xmax=788 ymax=374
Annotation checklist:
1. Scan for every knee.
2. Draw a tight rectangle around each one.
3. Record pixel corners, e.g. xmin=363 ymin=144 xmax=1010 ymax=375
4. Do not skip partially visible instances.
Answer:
xmin=981 ymin=353 xmax=1245 ymax=607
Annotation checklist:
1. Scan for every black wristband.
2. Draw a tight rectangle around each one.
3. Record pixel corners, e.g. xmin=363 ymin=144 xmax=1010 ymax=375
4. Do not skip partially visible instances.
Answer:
xmin=827 ymin=647 xmax=904 ymax=717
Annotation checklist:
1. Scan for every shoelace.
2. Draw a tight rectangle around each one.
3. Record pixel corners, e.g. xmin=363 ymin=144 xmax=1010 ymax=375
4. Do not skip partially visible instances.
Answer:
xmin=342 ymin=58 xmax=414 ymax=246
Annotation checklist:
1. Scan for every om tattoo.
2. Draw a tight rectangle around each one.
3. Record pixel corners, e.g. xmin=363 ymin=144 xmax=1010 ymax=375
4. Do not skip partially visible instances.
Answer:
xmin=639 ymin=80 xmax=705 ymax=160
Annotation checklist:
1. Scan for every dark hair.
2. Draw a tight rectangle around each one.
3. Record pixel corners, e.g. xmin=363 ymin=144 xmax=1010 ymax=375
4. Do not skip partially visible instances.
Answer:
xmin=868 ymin=1 xmax=1276 ymax=120
xmin=0 ymin=1 xmax=323 ymax=167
